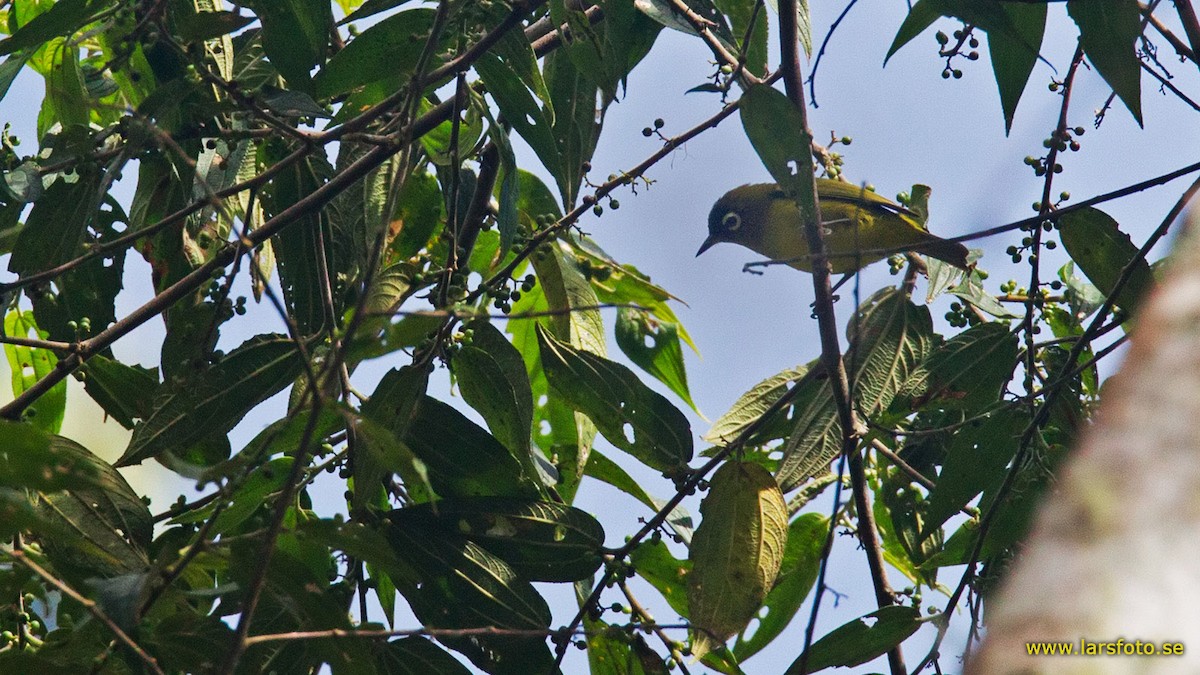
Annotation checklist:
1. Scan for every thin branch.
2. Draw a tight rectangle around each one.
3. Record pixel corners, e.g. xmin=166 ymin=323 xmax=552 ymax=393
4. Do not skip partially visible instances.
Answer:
xmin=221 ymin=397 xmax=325 ymax=672
xmin=806 ymin=0 xmax=860 ymax=108
xmin=552 ymin=376 xmax=808 ymax=667
xmin=664 ymin=0 xmax=763 ymax=85
xmin=1141 ymin=2 xmax=1196 ymax=62
xmin=798 ymin=454 xmax=849 ymax=674
xmin=619 ymin=580 xmax=690 ymax=673
xmin=242 ymin=622 xmax=694 ymax=647
xmin=1174 ymin=0 xmax=1200 ymax=71
xmin=6 ymin=550 xmax=165 ymax=675
xmin=1141 ymin=60 xmax=1200 ymax=111
xmin=870 ymin=438 xmax=936 ymax=491
xmin=779 ymin=0 xmax=898 ymax=670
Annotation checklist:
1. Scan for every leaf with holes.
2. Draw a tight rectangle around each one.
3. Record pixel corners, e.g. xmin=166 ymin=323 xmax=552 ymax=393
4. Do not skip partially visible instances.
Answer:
xmin=734 ymin=513 xmax=828 ymax=660
xmin=785 ymin=606 xmax=921 ymax=673
xmin=615 ymin=306 xmax=695 ymax=410
xmin=538 ymin=324 xmax=692 ymax=473
xmin=688 ymin=461 xmax=788 ymax=659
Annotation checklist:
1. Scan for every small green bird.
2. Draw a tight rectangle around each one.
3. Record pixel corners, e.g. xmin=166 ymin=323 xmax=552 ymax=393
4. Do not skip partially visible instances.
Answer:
xmin=697 ymin=179 xmax=971 ymax=274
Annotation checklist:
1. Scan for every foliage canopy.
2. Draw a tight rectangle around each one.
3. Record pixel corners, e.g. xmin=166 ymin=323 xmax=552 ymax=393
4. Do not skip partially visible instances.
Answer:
xmin=0 ymin=0 xmax=1187 ymax=672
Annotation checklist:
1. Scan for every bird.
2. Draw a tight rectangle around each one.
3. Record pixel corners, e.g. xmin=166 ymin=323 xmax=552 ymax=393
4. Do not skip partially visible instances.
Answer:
xmin=696 ymin=179 xmax=971 ymax=274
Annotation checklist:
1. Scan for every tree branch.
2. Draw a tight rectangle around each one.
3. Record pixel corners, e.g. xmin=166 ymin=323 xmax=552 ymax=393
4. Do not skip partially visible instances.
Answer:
xmin=6 ymin=550 xmax=165 ymax=675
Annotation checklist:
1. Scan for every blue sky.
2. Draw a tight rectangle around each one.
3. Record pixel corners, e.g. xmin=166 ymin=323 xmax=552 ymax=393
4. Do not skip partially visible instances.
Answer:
xmin=3 ymin=2 xmax=1200 ymax=672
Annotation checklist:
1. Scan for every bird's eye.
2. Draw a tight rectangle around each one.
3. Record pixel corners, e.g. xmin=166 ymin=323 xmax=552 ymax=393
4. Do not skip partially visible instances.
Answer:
xmin=722 ymin=212 xmax=741 ymax=231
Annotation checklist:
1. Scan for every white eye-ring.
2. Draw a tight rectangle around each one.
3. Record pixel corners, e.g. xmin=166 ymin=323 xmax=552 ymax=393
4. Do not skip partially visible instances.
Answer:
xmin=722 ymin=212 xmax=741 ymax=231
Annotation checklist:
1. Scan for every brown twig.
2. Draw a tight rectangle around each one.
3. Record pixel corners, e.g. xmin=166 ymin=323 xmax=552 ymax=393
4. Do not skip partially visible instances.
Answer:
xmin=1174 ymin=0 xmax=1200 ymax=71
xmin=619 ymin=580 xmax=690 ymax=673
xmin=241 ymin=622 xmax=693 ymax=647
xmin=6 ymin=550 xmax=166 ymax=675
xmin=870 ymin=438 xmax=935 ymax=491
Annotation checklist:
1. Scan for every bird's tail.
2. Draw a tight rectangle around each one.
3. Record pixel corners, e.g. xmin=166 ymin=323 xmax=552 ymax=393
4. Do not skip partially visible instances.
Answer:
xmin=916 ymin=237 xmax=971 ymax=269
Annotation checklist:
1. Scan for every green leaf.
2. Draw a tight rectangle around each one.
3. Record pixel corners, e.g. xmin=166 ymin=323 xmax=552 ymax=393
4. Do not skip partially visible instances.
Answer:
xmin=520 ymin=241 xmax=604 ymax=499
xmin=922 ymin=407 xmax=1025 ymax=538
xmin=1058 ymin=206 xmax=1154 ymax=315
xmin=377 ymin=636 xmax=472 ymax=675
xmin=420 ymin=97 xmax=484 ymax=167
xmin=1057 ymin=261 xmax=1105 ymax=322
xmin=390 ymin=497 xmax=605 ymax=581
xmin=3 ymin=310 xmax=66 ymax=433
xmin=34 ymin=438 xmax=152 ymax=583
xmin=80 ymin=356 xmax=159 ymax=430
xmin=454 ymin=320 xmax=536 ymax=471
xmin=250 ymin=0 xmax=332 ymax=93
xmin=386 ymin=518 xmax=556 ymax=673
xmin=0 ymin=0 xmax=97 ymax=57
xmin=763 ymin=0 xmax=810 ymax=56
xmin=145 ymin=610 xmax=236 ymax=674
xmin=630 ymin=538 xmax=691 ymax=617
xmin=1068 ymin=0 xmax=1142 ymax=125
xmin=9 ymin=168 xmax=101 ymax=277
xmin=314 ymin=9 xmax=436 ymax=98
xmin=733 ymin=513 xmax=828 ymax=660
xmin=173 ymin=457 xmax=291 ymax=534
xmin=347 ymin=410 xmax=432 ymax=511
xmin=615 ymin=306 xmax=696 ymax=410
xmin=584 ymin=449 xmax=658 ymax=512
xmin=475 ymin=52 xmax=563 ymax=194
xmin=904 ymin=321 xmax=1016 ymax=412
xmin=30 ymin=199 xmax=126 ymax=345
xmin=704 ymin=364 xmax=808 ymax=445
xmin=585 ymin=614 xmax=668 ymax=675
xmin=785 ymin=606 xmax=922 ymax=673
xmin=714 ymin=0 xmax=769 ymax=76
xmin=403 ymin=395 xmax=536 ymax=498
xmin=118 ymin=334 xmax=305 ymax=466
xmin=1 ymin=160 xmax=40 ymax=203
xmin=949 ymin=274 xmax=1019 ymax=319
xmin=176 ymin=10 xmax=256 ymax=42
xmin=259 ymin=85 xmax=331 ymax=118
xmin=341 ymin=0 xmax=418 ymax=24
xmin=390 ymin=169 xmax=445 ymax=259
xmin=543 ymin=50 xmax=601 ymax=208
xmin=688 ymin=461 xmax=788 ymax=659
xmin=538 ymin=324 xmax=693 ymax=473
xmin=885 ymin=0 xmax=942 ymax=63
xmin=361 ymin=365 xmax=429 ymax=438
xmin=739 ymin=84 xmax=812 ymax=199
xmin=777 ymin=289 xmax=935 ymax=491
xmin=0 ymin=420 xmax=98 ymax=492
xmin=989 ymin=2 xmax=1045 ymax=133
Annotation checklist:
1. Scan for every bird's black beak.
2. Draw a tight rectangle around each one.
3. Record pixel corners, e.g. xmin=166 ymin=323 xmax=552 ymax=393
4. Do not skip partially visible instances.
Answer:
xmin=696 ymin=234 xmax=718 ymax=257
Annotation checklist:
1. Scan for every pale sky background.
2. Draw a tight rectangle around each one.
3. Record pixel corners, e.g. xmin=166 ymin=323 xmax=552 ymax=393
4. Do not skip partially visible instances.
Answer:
xmin=3 ymin=1 xmax=1200 ymax=672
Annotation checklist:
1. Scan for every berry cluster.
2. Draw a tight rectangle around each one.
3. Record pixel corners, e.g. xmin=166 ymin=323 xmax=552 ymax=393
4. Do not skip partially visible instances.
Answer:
xmin=935 ymin=27 xmax=980 ymax=79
